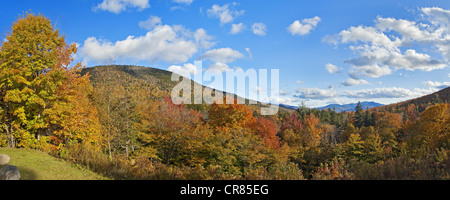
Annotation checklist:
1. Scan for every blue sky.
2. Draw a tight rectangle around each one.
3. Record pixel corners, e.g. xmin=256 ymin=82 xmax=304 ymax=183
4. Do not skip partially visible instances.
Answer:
xmin=1 ymin=0 xmax=450 ymax=107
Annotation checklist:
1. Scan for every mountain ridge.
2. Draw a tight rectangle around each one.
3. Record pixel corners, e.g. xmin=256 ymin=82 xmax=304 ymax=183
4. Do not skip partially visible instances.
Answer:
xmin=81 ymin=65 xmax=292 ymax=114
xmin=316 ymin=101 xmax=384 ymax=112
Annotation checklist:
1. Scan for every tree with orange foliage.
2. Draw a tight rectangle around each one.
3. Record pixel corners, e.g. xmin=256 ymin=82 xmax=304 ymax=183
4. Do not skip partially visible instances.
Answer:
xmin=312 ymin=157 xmax=355 ymax=180
xmin=208 ymin=97 xmax=256 ymax=130
xmin=404 ymin=104 xmax=418 ymax=124
xmin=280 ymin=112 xmax=302 ymax=134
xmin=137 ymin=97 xmax=210 ymax=166
xmin=256 ymin=117 xmax=280 ymax=149
xmin=302 ymin=113 xmax=322 ymax=148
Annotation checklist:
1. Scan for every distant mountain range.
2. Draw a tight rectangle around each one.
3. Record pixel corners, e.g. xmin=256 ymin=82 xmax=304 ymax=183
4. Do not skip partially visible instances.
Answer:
xmin=280 ymin=101 xmax=384 ymax=112
xmin=316 ymin=101 xmax=384 ymax=112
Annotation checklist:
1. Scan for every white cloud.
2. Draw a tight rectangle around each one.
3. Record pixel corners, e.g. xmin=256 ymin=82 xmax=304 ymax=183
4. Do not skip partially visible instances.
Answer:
xmin=80 ymin=25 xmax=214 ymax=65
xmin=423 ymin=80 xmax=450 ymax=89
xmin=168 ymin=63 xmax=198 ymax=76
xmin=138 ymin=16 xmax=162 ymax=30
xmin=94 ymin=0 xmax=150 ymax=14
xmin=295 ymin=87 xmax=337 ymax=99
xmin=208 ymin=62 xmax=230 ymax=72
xmin=264 ymin=96 xmax=295 ymax=105
xmin=199 ymin=47 xmax=244 ymax=63
xmin=280 ymin=90 xmax=289 ymax=96
xmin=193 ymin=28 xmax=216 ymax=49
xmin=325 ymin=63 xmax=342 ymax=74
xmin=341 ymin=78 xmax=369 ymax=86
xmin=252 ymin=23 xmax=267 ymax=36
xmin=348 ymin=63 xmax=393 ymax=79
xmin=376 ymin=17 xmax=438 ymax=43
xmin=287 ymin=16 xmax=321 ymax=36
xmin=333 ymin=25 xmax=400 ymax=50
xmin=325 ymin=7 xmax=450 ymax=79
xmin=207 ymin=3 xmax=245 ymax=24
xmin=230 ymin=23 xmax=245 ymax=34
xmin=173 ymin=0 xmax=193 ymax=5
xmin=421 ymin=7 xmax=450 ymax=33
xmin=421 ymin=7 xmax=450 ymax=61
xmin=343 ymin=87 xmax=432 ymax=99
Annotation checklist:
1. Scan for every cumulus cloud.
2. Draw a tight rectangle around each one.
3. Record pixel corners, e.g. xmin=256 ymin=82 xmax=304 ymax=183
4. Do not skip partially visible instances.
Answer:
xmin=264 ymin=96 xmax=295 ymax=105
xmin=423 ymin=80 xmax=450 ymax=89
xmin=193 ymin=28 xmax=216 ymax=49
xmin=198 ymin=48 xmax=245 ymax=72
xmin=421 ymin=7 xmax=450 ymax=33
xmin=199 ymin=47 xmax=244 ymax=63
xmin=230 ymin=23 xmax=245 ymax=34
xmin=207 ymin=3 xmax=245 ymax=24
xmin=325 ymin=63 xmax=342 ymax=74
xmin=287 ymin=16 xmax=321 ymax=36
xmin=207 ymin=62 xmax=230 ymax=73
xmin=138 ymin=16 xmax=162 ymax=30
xmin=168 ymin=63 xmax=198 ymax=76
xmin=94 ymin=0 xmax=150 ymax=14
xmin=295 ymin=87 xmax=337 ymax=99
xmin=252 ymin=23 xmax=267 ymax=36
xmin=79 ymin=24 xmax=214 ymax=65
xmin=342 ymin=87 xmax=432 ymax=99
xmin=348 ymin=64 xmax=392 ymax=79
xmin=342 ymin=78 xmax=369 ymax=86
xmin=324 ymin=8 xmax=450 ymax=79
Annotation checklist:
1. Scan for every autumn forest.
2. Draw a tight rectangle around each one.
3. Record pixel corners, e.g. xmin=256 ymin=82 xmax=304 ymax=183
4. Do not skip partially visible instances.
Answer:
xmin=1 ymin=13 xmax=449 ymax=180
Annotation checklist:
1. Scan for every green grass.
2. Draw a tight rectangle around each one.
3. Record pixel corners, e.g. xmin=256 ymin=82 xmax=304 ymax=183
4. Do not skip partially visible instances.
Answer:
xmin=0 ymin=148 xmax=108 ymax=180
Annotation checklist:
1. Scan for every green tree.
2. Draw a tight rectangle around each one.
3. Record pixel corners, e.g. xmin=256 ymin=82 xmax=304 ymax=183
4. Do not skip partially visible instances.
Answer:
xmin=354 ymin=101 xmax=364 ymax=128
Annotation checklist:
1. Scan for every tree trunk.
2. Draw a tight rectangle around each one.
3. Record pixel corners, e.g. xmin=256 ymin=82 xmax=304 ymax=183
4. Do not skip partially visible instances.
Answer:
xmin=125 ymin=141 xmax=129 ymax=159
xmin=4 ymin=123 xmax=14 ymax=148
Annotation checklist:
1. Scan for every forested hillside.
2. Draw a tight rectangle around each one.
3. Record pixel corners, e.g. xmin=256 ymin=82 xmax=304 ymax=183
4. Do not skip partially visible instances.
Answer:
xmin=373 ymin=87 xmax=450 ymax=113
xmin=0 ymin=13 xmax=449 ymax=180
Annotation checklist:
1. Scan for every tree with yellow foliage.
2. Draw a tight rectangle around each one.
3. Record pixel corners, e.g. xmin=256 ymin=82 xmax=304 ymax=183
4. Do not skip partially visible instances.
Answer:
xmin=302 ymin=113 xmax=322 ymax=148
xmin=0 ymin=13 xmax=101 ymax=151
xmin=406 ymin=103 xmax=450 ymax=152
xmin=208 ymin=97 xmax=256 ymax=131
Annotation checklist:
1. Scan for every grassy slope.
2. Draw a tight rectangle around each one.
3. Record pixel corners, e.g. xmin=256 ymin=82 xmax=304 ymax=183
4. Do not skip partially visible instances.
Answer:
xmin=0 ymin=148 xmax=107 ymax=180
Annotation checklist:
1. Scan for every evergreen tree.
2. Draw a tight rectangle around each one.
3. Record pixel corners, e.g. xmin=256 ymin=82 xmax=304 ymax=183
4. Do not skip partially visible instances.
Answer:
xmin=354 ymin=101 xmax=365 ymax=128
